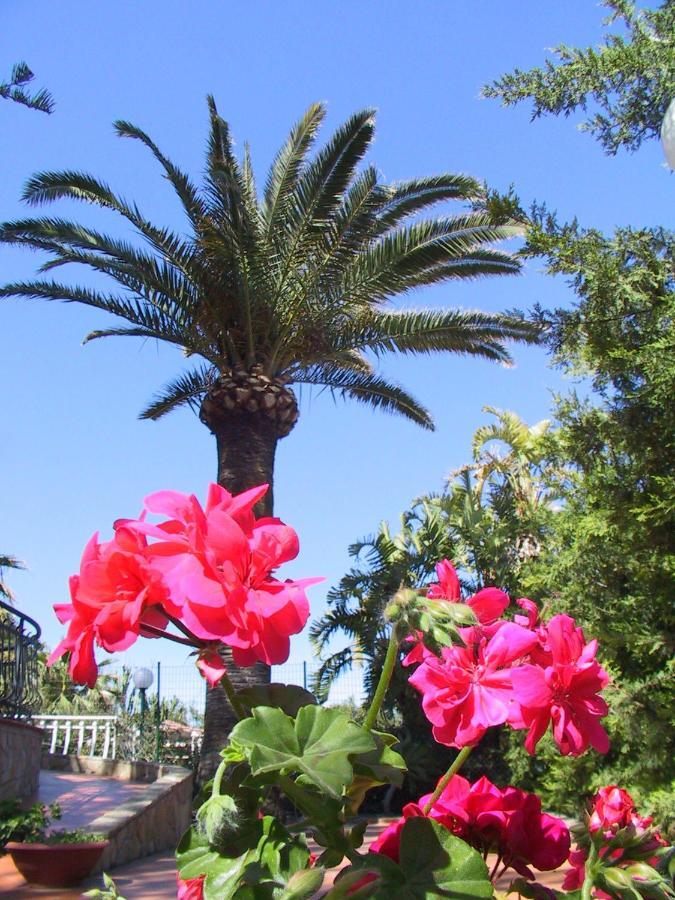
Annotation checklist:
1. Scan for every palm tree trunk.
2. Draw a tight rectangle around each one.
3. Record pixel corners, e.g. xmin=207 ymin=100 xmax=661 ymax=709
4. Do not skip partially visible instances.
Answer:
xmin=213 ymin=415 xmax=277 ymax=517
xmin=197 ymin=411 xmax=279 ymax=782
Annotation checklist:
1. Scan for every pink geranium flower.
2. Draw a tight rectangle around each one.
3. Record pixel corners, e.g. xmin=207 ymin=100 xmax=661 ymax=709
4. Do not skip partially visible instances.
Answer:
xmin=511 ymin=614 xmax=610 ymax=756
xmin=589 ymin=786 xmax=638 ymax=834
xmin=427 ymin=560 xmax=509 ymax=625
xmin=176 ymin=872 xmax=204 ymax=899
xmin=128 ymin=484 xmax=319 ymax=667
xmin=48 ymin=527 xmax=169 ymax=686
xmin=419 ymin=775 xmax=569 ymax=877
xmin=369 ymin=775 xmax=569 ymax=881
xmin=565 ymin=786 xmax=667 ymax=894
xmin=409 ymin=622 xmax=538 ymax=747
xmin=49 ymin=484 xmax=319 ymax=687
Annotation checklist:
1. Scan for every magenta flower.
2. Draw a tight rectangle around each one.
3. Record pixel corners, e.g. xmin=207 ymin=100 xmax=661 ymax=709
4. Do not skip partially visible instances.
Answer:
xmin=589 ymin=786 xmax=639 ymax=834
xmin=49 ymin=483 xmax=319 ymax=687
xmin=427 ymin=559 xmax=510 ymax=625
xmin=176 ymin=872 xmax=204 ymax=900
xmin=129 ymin=484 xmax=318 ymax=667
xmin=511 ymin=614 xmax=610 ymax=756
xmin=409 ymin=622 xmax=538 ymax=747
xmin=48 ymin=527 xmax=169 ymax=687
xmin=370 ymin=775 xmax=570 ymax=881
xmin=564 ymin=786 xmax=667 ymax=893
xmin=427 ymin=559 xmax=461 ymax=601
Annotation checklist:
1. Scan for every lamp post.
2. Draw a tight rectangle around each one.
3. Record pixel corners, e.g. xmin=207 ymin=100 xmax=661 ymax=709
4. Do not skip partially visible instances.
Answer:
xmin=133 ymin=667 xmax=154 ymax=757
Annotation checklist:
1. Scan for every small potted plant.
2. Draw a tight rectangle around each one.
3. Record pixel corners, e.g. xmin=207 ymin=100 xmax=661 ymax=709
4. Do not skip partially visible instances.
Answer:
xmin=0 ymin=798 xmax=109 ymax=888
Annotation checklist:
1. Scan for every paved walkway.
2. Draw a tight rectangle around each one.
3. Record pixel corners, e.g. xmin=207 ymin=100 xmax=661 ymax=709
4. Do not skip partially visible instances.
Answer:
xmin=1 ymin=813 xmax=569 ymax=897
xmin=36 ymin=771 xmax=150 ymax=833
xmin=0 ymin=777 xmax=569 ymax=896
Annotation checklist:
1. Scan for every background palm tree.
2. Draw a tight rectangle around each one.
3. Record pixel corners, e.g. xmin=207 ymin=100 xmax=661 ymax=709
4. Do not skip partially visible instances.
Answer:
xmin=310 ymin=499 xmax=454 ymax=705
xmin=0 ymin=554 xmax=25 ymax=605
xmin=0 ymin=99 xmax=539 ymax=776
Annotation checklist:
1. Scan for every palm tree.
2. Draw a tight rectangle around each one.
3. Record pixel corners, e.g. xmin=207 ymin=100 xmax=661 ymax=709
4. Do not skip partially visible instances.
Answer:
xmin=0 ymin=554 xmax=25 ymax=604
xmin=0 ymin=99 xmax=538 ymax=775
xmin=310 ymin=499 xmax=454 ymax=705
xmin=466 ymin=405 xmax=553 ymax=504
xmin=440 ymin=408 xmax=560 ymax=591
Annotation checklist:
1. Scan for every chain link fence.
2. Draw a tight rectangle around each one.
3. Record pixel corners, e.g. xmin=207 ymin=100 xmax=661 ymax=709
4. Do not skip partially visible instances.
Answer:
xmin=37 ymin=660 xmax=365 ymax=767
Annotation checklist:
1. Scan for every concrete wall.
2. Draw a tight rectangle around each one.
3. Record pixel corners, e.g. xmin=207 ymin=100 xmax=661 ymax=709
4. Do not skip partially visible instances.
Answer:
xmin=42 ymin=754 xmax=193 ymax=871
xmin=0 ymin=718 xmax=43 ymax=801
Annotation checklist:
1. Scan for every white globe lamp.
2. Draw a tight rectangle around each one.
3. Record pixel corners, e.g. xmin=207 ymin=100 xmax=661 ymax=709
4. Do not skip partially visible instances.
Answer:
xmin=132 ymin=667 xmax=154 ymax=691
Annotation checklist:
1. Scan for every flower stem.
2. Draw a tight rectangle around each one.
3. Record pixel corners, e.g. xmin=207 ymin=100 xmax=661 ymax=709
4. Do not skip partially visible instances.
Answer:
xmin=423 ymin=745 xmax=473 ymax=814
xmin=165 ymin=613 xmax=200 ymax=641
xmin=218 ymin=668 xmax=247 ymax=721
xmin=363 ymin=628 xmax=400 ymax=731
xmin=581 ymin=841 xmax=598 ymax=900
xmin=489 ymin=855 xmax=504 ymax=881
xmin=211 ymin=758 xmax=227 ymax=796
xmin=139 ymin=623 xmax=197 ymax=647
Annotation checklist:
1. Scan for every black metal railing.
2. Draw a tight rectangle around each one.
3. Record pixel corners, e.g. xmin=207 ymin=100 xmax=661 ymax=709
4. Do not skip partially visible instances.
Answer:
xmin=0 ymin=598 xmax=41 ymax=717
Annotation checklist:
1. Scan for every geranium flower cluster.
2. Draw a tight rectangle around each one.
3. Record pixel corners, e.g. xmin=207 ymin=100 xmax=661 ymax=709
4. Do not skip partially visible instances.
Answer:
xmin=48 ymin=483 xmax=319 ymax=687
xmin=564 ymin=786 xmax=668 ymax=893
xmin=405 ymin=559 xmax=610 ymax=756
xmin=369 ymin=773 xmax=570 ymax=880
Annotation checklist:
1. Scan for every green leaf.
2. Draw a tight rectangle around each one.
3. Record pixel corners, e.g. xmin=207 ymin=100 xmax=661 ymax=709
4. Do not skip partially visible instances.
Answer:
xmin=337 ymin=818 xmax=493 ymax=899
xmin=507 ymin=876 xmax=572 ymax=900
xmin=177 ymin=817 xmax=310 ymax=900
xmin=236 ymin=683 xmax=318 ymax=717
xmin=353 ymin=730 xmax=406 ymax=785
xmin=278 ymin=778 xmax=350 ymax=860
xmin=230 ymin=706 xmax=376 ymax=800
xmin=220 ymin=740 xmax=246 ymax=763
xmin=348 ymin=820 xmax=369 ymax=851
xmin=346 ymin=731 xmax=407 ymax=815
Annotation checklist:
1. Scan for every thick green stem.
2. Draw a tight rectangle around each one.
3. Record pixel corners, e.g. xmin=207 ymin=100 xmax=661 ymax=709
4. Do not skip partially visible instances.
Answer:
xmin=423 ymin=746 xmax=473 ymax=814
xmin=363 ymin=628 xmax=400 ymax=731
xmin=219 ymin=669 xmax=248 ymax=721
xmin=211 ymin=758 xmax=228 ymax=796
xmin=581 ymin=841 xmax=598 ymax=900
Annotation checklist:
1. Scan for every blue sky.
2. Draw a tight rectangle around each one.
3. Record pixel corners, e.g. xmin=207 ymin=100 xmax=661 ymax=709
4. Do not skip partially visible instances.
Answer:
xmin=1 ymin=1 xmax=670 ymax=682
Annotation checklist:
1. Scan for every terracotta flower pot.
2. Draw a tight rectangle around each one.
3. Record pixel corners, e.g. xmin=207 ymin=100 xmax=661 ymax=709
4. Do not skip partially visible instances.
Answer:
xmin=5 ymin=840 xmax=109 ymax=887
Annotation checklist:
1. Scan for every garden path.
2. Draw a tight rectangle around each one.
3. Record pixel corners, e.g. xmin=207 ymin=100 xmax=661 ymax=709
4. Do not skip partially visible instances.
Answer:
xmin=35 ymin=770 xmax=151 ymax=832
xmin=0 ymin=814 xmax=570 ymax=897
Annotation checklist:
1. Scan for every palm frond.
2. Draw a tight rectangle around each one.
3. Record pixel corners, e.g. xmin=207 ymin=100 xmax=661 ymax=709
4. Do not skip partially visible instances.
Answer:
xmin=338 ymin=308 xmax=541 ymax=362
xmin=139 ymin=365 xmax=217 ymax=420
xmin=374 ymin=174 xmax=481 ymax=230
xmin=262 ymin=102 xmax=325 ymax=233
xmin=20 ymin=170 xmax=198 ymax=276
xmin=114 ymin=119 xmax=206 ymax=223
xmin=293 ymin=365 xmax=434 ymax=429
xmin=270 ymin=109 xmax=376 ymax=304
xmin=338 ymin=215 xmax=523 ymax=306
xmin=309 ymin=647 xmax=355 ymax=703
xmin=0 ymin=279 xmax=203 ymax=353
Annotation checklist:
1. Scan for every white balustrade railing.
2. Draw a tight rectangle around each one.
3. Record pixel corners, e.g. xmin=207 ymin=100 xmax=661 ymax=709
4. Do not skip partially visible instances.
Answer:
xmin=34 ymin=714 xmax=118 ymax=759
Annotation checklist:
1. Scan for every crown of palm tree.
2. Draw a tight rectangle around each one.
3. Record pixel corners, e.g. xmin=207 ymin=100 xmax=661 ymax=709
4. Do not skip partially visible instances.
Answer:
xmin=1 ymin=98 xmax=538 ymax=431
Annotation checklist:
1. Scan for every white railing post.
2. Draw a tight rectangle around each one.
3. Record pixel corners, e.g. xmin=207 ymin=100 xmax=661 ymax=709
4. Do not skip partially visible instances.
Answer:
xmin=49 ymin=719 xmax=58 ymax=754
xmin=34 ymin=715 xmax=119 ymax=760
